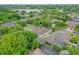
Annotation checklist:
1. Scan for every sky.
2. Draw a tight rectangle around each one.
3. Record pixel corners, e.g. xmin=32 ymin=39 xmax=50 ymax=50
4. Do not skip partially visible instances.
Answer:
xmin=0 ymin=0 xmax=79 ymax=4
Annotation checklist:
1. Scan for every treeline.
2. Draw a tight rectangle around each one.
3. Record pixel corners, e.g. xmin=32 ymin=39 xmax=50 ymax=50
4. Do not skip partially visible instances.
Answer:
xmin=1 ymin=4 xmax=79 ymax=9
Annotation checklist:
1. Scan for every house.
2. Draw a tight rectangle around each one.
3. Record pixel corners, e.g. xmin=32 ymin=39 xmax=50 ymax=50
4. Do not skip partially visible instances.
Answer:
xmin=67 ymin=21 xmax=77 ymax=31
xmin=0 ymin=22 xmax=15 ymax=27
xmin=13 ymin=9 xmax=43 ymax=14
xmin=21 ymin=10 xmax=27 ymax=15
xmin=43 ymin=31 xmax=71 ymax=48
xmin=67 ymin=21 xmax=77 ymax=28
xmin=24 ymin=25 xmax=51 ymax=36
xmin=67 ymin=12 xmax=77 ymax=19
xmin=28 ymin=48 xmax=46 ymax=55
xmin=74 ymin=16 xmax=79 ymax=22
xmin=67 ymin=16 xmax=79 ymax=30
xmin=28 ymin=46 xmax=58 ymax=55
xmin=38 ymin=45 xmax=58 ymax=55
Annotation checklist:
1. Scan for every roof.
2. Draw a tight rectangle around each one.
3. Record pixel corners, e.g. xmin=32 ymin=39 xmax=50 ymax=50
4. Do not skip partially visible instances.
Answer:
xmin=1 ymin=22 xmax=15 ymax=27
xmin=43 ymin=31 xmax=71 ymax=47
xmin=28 ymin=48 xmax=46 ymax=55
xmin=39 ymin=45 xmax=58 ymax=55
xmin=25 ymin=25 xmax=51 ymax=36
xmin=75 ymin=16 xmax=79 ymax=22
xmin=54 ymin=31 xmax=71 ymax=42
xmin=67 ymin=16 xmax=79 ymax=28
xmin=33 ymin=27 xmax=51 ymax=36
xmin=14 ymin=9 xmax=43 ymax=13
xmin=67 ymin=21 xmax=77 ymax=28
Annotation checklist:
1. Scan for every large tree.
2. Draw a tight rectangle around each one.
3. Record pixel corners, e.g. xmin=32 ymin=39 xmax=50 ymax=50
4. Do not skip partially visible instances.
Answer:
xmin=0 ymin=31 xmax=39 ymax=55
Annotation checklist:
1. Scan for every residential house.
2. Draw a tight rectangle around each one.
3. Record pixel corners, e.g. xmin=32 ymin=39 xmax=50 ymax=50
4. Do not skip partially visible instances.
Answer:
xmin=28 ymin=48 xmax=46 ymax=55
xmin=43 ymin=31 xmax=71 ymax=48
xmin=0 ymin=22 xmax=15 ymax=27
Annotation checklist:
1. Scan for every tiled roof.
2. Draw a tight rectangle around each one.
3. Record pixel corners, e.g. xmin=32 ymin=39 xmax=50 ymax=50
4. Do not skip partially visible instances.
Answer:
xmin=28 ymin=48 xmax=46 ymax=55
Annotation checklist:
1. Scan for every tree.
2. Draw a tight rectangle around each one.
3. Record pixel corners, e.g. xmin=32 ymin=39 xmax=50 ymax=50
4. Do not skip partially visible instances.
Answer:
xmin=71 ymin=35 xmax=79 ymax=44
xmin=74 ymin=24 xmax=79 ymax=32
xmin=67 ymin=48 xmax=79 ymax=55
xmin=31 ymin=39 xmax=39 ymax=49
xmin=59 ymin=50 xmax=69 ymax=55
xmin=0 ymin=31 xmax=39 ymax=55
xmin=51 ymin=21 xmax=67 ymax=31
xmin=0 ymin=24 xmax=23 ymax=35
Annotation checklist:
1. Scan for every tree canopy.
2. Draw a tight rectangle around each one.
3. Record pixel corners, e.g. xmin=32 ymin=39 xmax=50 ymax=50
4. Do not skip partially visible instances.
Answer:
xmin=0 ymin=30 xmax=39 ymax=55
